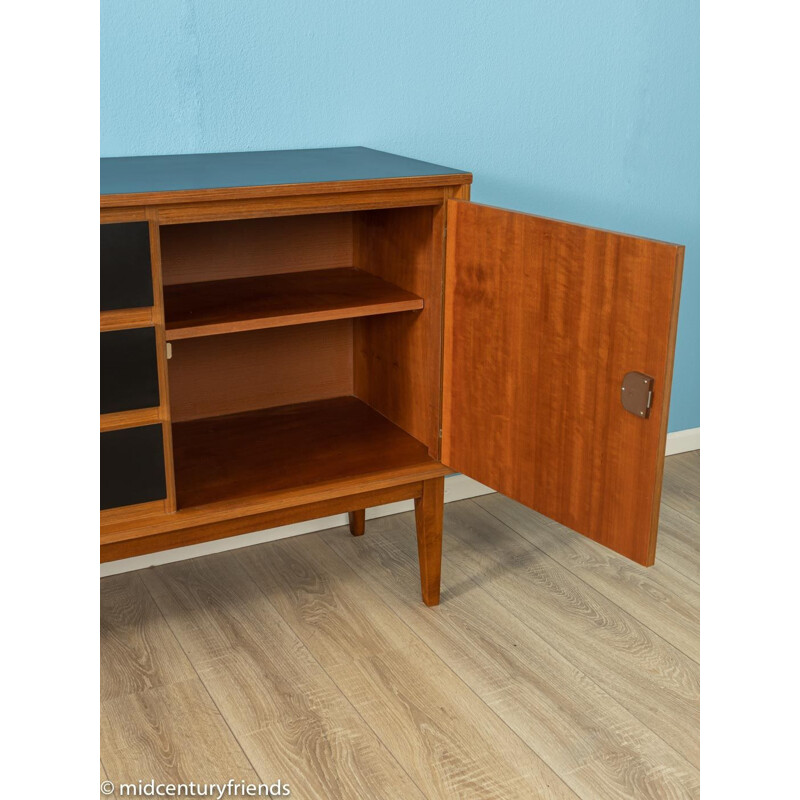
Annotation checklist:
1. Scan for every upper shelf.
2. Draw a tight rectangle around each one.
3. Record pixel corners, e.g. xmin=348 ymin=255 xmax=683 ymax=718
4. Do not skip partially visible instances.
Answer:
xmin=164 ymin=267 xmax=423 ymax=341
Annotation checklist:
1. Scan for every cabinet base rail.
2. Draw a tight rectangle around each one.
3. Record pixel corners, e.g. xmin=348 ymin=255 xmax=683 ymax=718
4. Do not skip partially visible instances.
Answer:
xmin=100 ymin=477 xmax=446 ymax=606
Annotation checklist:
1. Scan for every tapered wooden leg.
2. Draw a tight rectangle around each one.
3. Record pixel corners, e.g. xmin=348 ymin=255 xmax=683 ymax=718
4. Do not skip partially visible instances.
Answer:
xmin=414 ymin=477 xmax=444 ymax=606
xmin=348 ymin=509 xmax=366 ymax=536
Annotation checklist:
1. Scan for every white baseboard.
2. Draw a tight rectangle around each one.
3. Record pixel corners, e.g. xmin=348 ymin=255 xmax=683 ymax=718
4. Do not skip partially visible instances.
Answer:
xmin=665 ymin=427 xmax=700 ymax=456
xmin=100 ymin=474 xmax=495 ymax=577
xmin=101 ymin=428 xmax=698 ymax=577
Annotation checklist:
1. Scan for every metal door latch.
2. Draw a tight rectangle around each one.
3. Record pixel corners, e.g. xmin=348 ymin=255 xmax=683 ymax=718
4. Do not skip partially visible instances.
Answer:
xmin=621 ymin=371 xmax=654 ymax=418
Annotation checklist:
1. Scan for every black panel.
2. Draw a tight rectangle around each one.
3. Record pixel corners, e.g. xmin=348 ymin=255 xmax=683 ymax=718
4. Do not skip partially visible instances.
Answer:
xmin=101 ymin=147 xmax=468 ymax=197
xmin=101 ymin=425 xmax=166 ymax=510
xmin=101 ymin=328 xmax=160 ymax=414
xmin=100 ymin=222 xmax=153 ymax=311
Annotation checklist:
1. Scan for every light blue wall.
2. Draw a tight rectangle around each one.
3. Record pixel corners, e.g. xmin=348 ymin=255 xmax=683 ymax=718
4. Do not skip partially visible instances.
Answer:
xmin=101 ymin=0 xmax=699 ymax=432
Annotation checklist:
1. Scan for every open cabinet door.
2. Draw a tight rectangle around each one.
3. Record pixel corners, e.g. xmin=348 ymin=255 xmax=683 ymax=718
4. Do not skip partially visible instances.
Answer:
xmin=442 ymin=201 xmax=683 ymax=565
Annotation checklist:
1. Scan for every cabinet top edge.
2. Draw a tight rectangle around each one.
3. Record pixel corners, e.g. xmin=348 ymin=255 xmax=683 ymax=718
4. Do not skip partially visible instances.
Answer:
xmin=101 ymin=146 xmax=472 ymax=207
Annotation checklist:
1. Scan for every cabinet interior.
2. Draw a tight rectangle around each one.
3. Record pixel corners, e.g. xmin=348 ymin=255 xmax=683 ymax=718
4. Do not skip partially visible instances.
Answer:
xmin=160 ymin=205 xmax=443 ymax=510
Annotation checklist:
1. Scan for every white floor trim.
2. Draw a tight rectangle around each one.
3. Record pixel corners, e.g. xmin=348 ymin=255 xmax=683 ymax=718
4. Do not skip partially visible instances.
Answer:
xmin=101 ymin=428 xmax=699 ymax=577
xmin=665 ymin=426 xmax=700 ymax=456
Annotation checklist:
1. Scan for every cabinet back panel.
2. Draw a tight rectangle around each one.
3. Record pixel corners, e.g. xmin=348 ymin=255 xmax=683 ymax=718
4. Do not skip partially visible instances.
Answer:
xmin=353 ymin=206 xmax=442 ymax=456
xmin=100 ymin=327 xmax=160 ymax=414
xmin=168 ymin=320 xmax=353 ymax=422
xmin=160 ymin=213 xmax=353 ymax=285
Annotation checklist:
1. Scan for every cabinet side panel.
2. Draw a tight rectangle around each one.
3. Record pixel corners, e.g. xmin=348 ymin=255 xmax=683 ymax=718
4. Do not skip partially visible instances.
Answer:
xmin=353 ymin=205 xmax=443 ymax=456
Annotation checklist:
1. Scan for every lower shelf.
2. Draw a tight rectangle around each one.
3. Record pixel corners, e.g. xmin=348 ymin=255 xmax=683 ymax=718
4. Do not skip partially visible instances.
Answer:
xmin=172 ymin=395 xmax=439 ymax=509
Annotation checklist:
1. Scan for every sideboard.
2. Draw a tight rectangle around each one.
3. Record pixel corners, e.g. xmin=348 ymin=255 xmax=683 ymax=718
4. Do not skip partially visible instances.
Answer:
xmin=100 ymin=147 xmax=683 ymax=605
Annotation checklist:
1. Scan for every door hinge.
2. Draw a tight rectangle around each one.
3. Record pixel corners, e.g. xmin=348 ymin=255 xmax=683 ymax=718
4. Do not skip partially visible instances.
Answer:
xmin=621 ymin=371 xmax=654 ymax=418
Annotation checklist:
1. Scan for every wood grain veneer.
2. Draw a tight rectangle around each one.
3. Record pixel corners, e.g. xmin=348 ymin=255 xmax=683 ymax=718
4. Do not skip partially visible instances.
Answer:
xmin=154 ymin=186 xmax=448 ymax=226
xmin=101 ymin=483 xmax=425 ymax=563
xmin=442 ymin=200 xmax=683 ymax=566
xmin=100 ymin=407 xmax=161 ymax=433
xmin=147 ymin=209 xmax=178 ymax=512
xmin=103 ymin=175 xmax=471 ymax=209
xmin=353 ymin=206 xmax=442 ymax=456
xmin=415 ymin=477 xmax=444 ymax=606
xmin=164 ymin=268 xmax=423 ymax=340
xmin=167 ymin=321 xmax=353 ymax=422
xmin=348 ymin=509 xmax=366 ymax=537
xmin=100 ymin=307 xmax=153 ymax=332
xmin=159 ymin=213 xmax=353 ymax=285
xmin=171 ymin=396 xmax=440 ymax=509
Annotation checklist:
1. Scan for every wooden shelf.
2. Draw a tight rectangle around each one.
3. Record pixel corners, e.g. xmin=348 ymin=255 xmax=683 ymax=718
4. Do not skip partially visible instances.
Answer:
xmin=100 ymin=406 xmax=161 ymax=432
xmin=100 ymin=306 xmax=153 ymax=332
xmin=164 ymin=267 xmax=423 ymax=340
xmin=172 ymin=396 xmax=441 ymax=509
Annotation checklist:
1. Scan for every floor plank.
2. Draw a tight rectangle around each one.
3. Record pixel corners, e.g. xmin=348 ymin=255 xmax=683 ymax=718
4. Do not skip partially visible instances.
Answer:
xmin=655 ymin=503 xmax=700 ymax=585
xmin=100 ymin=573 xmax=194 ymax=702
xmin=437 ymin=499 xmax=700 ymax=767
xmin=141 ymin=555 xmax=425 ymax=800
xmin=100 ymin=762 xmax=118 ymax=800
xmin=237 ymin=536 xmax=579 ymax=799
xmin=100 ymin=572 xmax=259 ymax=790
xmin=101 ymin=678 xmax=260 ymax=789
xmin=661 ymin=452 xmax=700 ymax=522
xmin=475 ymin=493 xmax=700 ymax=660
xmin=327 ymin=513 xmax=699 ymax=799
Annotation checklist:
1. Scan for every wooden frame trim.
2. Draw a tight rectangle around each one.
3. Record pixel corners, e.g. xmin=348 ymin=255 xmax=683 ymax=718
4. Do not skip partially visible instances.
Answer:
xmin=101 ymin=481 xmax=430 ymax=562
xmin=101 ymin=173 xmax=473 ymax=209
xmin=147 ymin=208 xmax=178 ymax=512
xmin=100 ymin=407 xmax=160 ymax=432
xmin=153 ymin=186 xmax=463 ymax=225
xmin=101 ymin=463 xmax=452 ymax=543
xmin=100 ymin=307 xmax=154 ymax=332
xmin=100 ymin=207 xmax=147 ymax=223
xmin=644 ymin=246 xmax=686 ymax=565
xmin=436 ymin=183 xmax=471 ymax=458
xmin=100 ymin=499 xmax=167 ymax=527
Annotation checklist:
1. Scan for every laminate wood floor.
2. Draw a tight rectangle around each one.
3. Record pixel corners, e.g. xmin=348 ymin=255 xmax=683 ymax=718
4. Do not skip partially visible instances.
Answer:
xmin=101 ymin=451 xmax=700 ymax=799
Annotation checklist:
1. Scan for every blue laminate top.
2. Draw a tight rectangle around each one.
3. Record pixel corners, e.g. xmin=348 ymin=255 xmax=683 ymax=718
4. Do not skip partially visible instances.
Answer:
xmin=101 ymin=146 xmax=469 ymax=197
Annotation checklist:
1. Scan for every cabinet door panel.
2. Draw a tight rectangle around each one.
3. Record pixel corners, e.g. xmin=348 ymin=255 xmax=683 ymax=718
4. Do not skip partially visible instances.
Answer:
xmin=100 ymin=327 xmax=160 ymax=414
xmin=101 ymin=425 xmax=166 ymax=510
xmin=442 ymin=201 xmax=683 ymax=565
xmin=100 ymin=222 xmax=153 ymax=311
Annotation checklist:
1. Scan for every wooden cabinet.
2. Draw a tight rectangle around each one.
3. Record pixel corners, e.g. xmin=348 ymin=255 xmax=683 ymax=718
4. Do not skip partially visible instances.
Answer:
xmin=100 ymin=147 xmax=683 ymax=605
